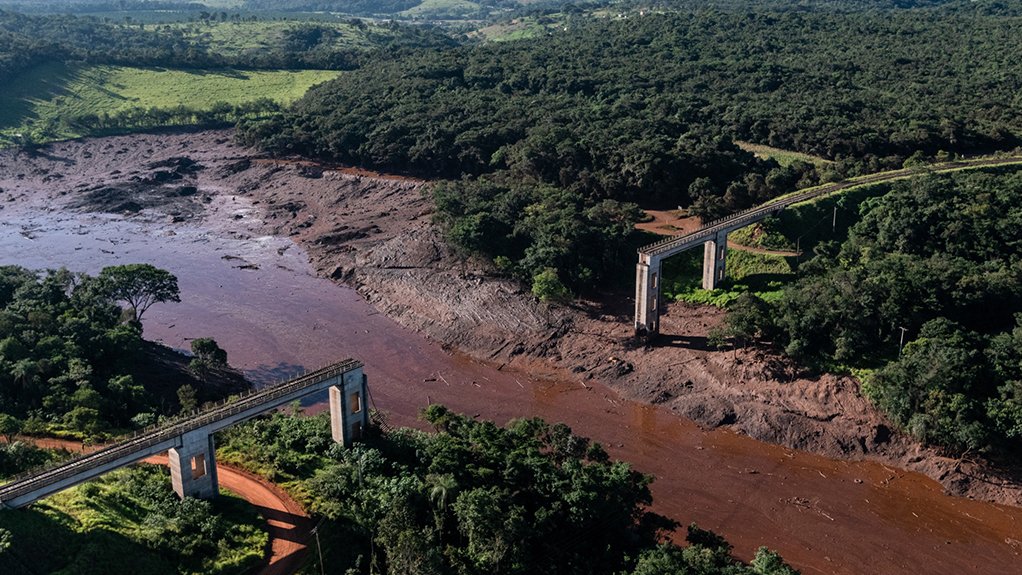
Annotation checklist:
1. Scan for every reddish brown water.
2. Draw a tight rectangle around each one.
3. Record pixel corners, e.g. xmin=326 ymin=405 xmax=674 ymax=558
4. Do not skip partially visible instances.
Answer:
xmin=2 ymin=206 xmax=1020 ymax=574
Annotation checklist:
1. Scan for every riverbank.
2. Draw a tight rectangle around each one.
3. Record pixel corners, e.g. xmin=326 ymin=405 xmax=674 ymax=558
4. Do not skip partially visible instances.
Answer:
xmin=1 ymin=130 xmax=1019 ymax=506
xmin=235 ymin=139 xmax=1022 ymax=508
xmin=2 ymin=129 xmax=1021 ymax=575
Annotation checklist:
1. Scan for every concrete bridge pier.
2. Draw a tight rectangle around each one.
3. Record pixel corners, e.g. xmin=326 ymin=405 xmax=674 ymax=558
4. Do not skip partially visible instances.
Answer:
xmin=634 ymin=254 xmax=663 ymax=336
xmin=169 ymin=430 xmax=219 ymax=500
xmin=702 ymin=230 xmax=728 ymax=290
xmin=0 ymin=360 xmax=370 ymax=509
xmin=330 ymin=366 xmax=370 ymax=446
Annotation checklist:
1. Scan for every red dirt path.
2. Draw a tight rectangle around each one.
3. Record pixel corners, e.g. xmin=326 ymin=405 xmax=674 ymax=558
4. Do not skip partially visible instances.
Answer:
xmin=10 ymin=437 xmax=312 ymax=575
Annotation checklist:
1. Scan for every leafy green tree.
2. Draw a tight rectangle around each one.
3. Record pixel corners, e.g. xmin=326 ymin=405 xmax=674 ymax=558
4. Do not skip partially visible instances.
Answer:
xmin=220 ymin=408 xmax=723 ymax=575
xmin=531 ymin=268 xmax=571 ymax=302
xmin=98 ymin=264 xmax=181 ymax=327
xmin=709 ymin=293 xmax=774 ymax=350
xmin=177 ymin=384 xmax=199 ymax=412
xmin=191 ymin=337 xmax=228 ymax=366
xmin=0 ymin=414 xmax=20 ymax=443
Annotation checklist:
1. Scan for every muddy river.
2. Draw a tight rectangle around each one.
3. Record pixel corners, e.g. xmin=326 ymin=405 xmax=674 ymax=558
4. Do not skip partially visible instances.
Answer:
xmin=1 ymin=202 xmax=1019 ymax=575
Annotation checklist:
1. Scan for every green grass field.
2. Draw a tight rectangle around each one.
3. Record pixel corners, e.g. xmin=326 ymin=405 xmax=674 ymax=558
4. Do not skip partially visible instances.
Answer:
xmin=474 ymin=15 xmax=572 ymax=41
xmin=400 ymin=0 xmax=480 ymax=19
xmin=735 ymin=140 xmax=831 ymax=167
xmin=659 ymin=248 xmax=794 ymax=308
xmin=0 ymin=62 xmax=339 ymax=143
xmin=166 ymin=19 xmax=393 ymax=57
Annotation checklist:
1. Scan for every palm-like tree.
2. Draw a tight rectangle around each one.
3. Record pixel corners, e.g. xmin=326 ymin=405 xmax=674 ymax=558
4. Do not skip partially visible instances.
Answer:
xmin=425 ymin=472 xmax=458 ymax=542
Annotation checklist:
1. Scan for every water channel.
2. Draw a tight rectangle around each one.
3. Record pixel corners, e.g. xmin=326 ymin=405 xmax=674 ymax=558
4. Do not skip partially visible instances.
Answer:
xmin=1 ymin=200 xmax=1019 ymax=575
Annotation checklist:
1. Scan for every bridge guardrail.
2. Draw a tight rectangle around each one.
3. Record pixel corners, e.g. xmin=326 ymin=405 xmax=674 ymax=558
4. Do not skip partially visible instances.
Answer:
xmin=0 ymin=359 xmax=361 ymax=503
xmin=639 ymin=157 xmax=1022 ymax=259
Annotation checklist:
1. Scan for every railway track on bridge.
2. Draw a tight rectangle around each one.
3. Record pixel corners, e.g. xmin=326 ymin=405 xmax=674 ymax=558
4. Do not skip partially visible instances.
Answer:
xmin=634 ymin=155 xmax=1022 ymax=334
xmin=1 ymin=359 xmax=363 ymax=507
xmin=640 ymin=156 xmax=1022 ymax=258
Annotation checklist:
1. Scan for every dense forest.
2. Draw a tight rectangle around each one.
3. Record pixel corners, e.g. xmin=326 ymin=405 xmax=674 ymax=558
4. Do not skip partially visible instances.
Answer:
xmin=0 ymin=0 xmax=585 ymax=17
xmin=242 ymin=5 xmax=1022 ymax=291
xmin=715 ymin=170 xmax=1022 ymax=454
xmin=218 ymin=406 xmax=798 ymax=575
xmin=0 ymin=265 xmax=245 ymax=439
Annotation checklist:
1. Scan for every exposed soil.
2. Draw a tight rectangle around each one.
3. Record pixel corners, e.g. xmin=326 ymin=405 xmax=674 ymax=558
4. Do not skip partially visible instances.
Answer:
xmin=137 ymin=340 xmax=250 ymax=408
xmin=3 ymin=130 xmax=1022 ymax=575
xmin=1 ymin=129 xmax=1018 ymax=508
xmin=223 ymin=139 xmax=1022 ymax=508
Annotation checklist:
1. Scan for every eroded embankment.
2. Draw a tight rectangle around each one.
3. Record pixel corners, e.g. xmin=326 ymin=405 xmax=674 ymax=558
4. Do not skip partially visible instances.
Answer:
xmin=235 ymin=148 xmax=1021 ymax=508
xmin=0 ymin=129 xmax=1017 ymax=510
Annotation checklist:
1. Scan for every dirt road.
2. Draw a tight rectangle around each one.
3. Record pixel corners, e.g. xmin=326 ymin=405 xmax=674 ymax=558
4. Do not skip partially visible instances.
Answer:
xmin=11 ymin=438 xmax=311 ymax=575
xmin=146 ymin=454 xmax=314 ymax=575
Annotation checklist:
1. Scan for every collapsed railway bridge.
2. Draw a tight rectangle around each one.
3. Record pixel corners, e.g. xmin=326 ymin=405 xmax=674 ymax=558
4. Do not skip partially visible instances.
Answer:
xmin=0 ymin=359 xmax=369 ymax=509
xmin=634 ymin=156 xmax=1022 ymax=336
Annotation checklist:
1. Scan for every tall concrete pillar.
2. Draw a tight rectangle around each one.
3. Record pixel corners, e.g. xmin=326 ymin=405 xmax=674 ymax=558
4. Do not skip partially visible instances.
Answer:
xmin=702 ymin=231 xmax=728 ymax=290
xmin=169 ymin=430 xmax=219 ymax=500
xmin=634 ymin=254 xmax=662 ymax=336
xmin=329 ymin=366 xmax=370 ymax=447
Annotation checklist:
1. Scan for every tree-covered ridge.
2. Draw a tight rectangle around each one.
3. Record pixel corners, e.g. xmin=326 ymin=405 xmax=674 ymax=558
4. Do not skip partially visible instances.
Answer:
xmin=254 ymin=8 xmax=1022 ymax=171
xmin=0 ymin=9 xmax=455 ymax=82
xmin=0 ymin=265 xmax=245 ymax=438
xmin=243 ymin=7 xmax=1022 ymax=290
xmin=720 ymin=170 xmax=1022 ymax=453
xmin=218 ymin=406 xmax=799 ymax=575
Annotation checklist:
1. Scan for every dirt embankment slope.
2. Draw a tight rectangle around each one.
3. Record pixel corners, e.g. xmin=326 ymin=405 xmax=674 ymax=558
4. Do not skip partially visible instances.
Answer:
xmin=1 ymin=129 xmax=1017 ymax=506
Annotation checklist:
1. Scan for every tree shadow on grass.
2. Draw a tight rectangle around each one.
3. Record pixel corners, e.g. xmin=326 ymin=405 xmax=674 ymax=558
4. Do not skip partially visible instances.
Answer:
xmin=0 ymin=503 xmax=171 ymax=575
xmin=0 ymin=62 xmax=78 ymax=130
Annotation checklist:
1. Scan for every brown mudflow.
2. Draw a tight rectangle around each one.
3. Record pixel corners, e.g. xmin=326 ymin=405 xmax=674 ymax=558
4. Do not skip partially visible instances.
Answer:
xmin=0 ymin=131 xmax=1019 ymax=575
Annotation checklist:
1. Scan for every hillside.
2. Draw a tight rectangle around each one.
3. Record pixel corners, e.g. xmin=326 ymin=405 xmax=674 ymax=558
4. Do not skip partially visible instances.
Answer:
xmin=0 ymin=10 xmax=453 ymax=143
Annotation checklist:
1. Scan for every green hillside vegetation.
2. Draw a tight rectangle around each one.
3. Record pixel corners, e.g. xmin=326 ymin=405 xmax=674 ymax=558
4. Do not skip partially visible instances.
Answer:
xmin=0 ymin=465 xmax=266 ymax=575
xmin=399 ymin=0 xmax=481 ymax=19
xmin=0 ymin=62 xmax=339 ymax=142
xmin=165 ymin=18 xmax=428 ymax=60
xmin=734 ymin=141 xmax=831 ymax=168
xmin=658 ymin=249 xmax=794 ymax=309
xmin=0 ymin=265 xmax=247 ymax=440
xmin=243 ymin=6 xmax=1022 ymax=293
xmin=0 ymin=10 xmax=454 ymax=142
xmin=717 ymin=170 xmax=1022 ymax=454
xmin=217 ymin=406 xmax=798 ymax=575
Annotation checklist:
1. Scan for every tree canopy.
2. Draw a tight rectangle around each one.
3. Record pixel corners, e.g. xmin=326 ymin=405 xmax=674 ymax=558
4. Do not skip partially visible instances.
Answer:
xmin=218 ymin=407 xmax=800 ymax=575
xmin=726 ymin=170 xmax=1022 ymax=454
xmin=97 ymin=263 xmax=180 ymax=325
xmin=0 ymin=265 xmax=244 ymax=438
xmin=241 ymin=4 xmax=1022 ymax=291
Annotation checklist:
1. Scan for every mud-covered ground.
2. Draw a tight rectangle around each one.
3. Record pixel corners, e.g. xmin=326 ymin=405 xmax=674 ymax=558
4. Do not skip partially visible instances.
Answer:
xmin=1 ymin=129 xmax=1018 ymax=507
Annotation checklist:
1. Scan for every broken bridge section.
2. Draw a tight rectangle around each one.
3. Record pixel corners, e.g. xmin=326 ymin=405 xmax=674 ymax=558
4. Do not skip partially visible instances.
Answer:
xmin=635 ymin=189 xmax=824 ymax=336
xmin=0 ymin=359 xmax=369 ymax=509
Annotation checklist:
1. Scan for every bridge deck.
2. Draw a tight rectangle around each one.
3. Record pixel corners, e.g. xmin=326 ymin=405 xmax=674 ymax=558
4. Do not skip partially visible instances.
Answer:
xmin=638 ymin=158 xmax=1017 ymax=259
xmin=0 ymin=359 xmax=362 ymax=508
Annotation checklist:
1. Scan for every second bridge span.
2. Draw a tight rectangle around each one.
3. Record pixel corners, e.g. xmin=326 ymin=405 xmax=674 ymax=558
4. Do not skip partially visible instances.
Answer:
xmin=0 ymin=359 xmax=369 ymax=509
xmin=634 ymin=157 xmax=1022 ymax=336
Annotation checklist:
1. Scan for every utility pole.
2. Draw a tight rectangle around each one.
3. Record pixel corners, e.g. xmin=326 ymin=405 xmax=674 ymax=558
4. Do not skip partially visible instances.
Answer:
xmin=898 ymin=326 xmax=909 ymax=355
xmin=832 ymin=205 xmax=837 ymax=233
xmin=312 ymin=521 xmax=325 ymax=575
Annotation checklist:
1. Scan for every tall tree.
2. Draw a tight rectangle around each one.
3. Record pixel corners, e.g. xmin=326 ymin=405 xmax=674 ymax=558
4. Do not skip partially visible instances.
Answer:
xmin=98 ymin=264 xmax=180 ymax=326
